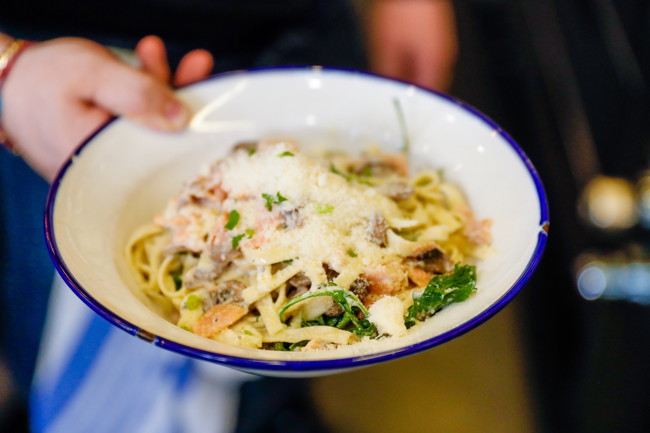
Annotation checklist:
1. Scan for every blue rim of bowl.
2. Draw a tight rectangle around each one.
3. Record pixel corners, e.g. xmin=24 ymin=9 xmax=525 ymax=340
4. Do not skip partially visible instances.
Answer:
xmin=44 ymin=66 xmax=549 ymax=373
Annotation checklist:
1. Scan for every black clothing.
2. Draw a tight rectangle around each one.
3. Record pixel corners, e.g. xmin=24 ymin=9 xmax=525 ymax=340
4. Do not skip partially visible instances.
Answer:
xmin=452 ymin=1 xmax=650 ymax=432
xmin=0 ymin=0 xmax=366 ymax=72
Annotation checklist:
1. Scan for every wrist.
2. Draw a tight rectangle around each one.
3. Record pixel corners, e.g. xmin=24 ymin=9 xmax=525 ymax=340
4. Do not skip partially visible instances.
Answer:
xmin=0 ymin=33 xmax=15 ymax=51
xmin=0 ymin=37 xmax=35 ymax=153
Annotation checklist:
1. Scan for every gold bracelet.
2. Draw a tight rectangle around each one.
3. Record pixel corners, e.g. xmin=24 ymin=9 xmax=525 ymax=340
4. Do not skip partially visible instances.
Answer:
xmin=0 ymin=39 xmax=28 ymax=79
xmin=0 ymin=39 xmax=32 ymax=153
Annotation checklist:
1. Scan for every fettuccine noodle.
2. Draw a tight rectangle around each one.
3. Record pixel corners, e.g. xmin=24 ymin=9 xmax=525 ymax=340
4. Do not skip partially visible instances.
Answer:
xmin=126 ymin=140 xmax=492 ymax=351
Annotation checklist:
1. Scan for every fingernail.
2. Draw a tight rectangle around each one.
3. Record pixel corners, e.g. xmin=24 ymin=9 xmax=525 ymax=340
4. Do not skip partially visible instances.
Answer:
xmin=164 ymin=99 xmax=189 ymax=129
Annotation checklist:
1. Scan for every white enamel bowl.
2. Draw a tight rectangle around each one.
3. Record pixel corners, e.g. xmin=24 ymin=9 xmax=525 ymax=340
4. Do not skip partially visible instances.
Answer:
xmin=45 ymin=68 xmax=548 ymax=377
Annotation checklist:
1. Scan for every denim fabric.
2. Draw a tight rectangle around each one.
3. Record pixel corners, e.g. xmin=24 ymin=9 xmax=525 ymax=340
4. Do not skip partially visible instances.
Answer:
xmin=0 ymin=151 xmax=52 ymax=398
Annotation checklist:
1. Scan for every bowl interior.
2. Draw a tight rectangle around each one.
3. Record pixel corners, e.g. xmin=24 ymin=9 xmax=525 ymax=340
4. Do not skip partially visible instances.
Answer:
xmin=47 ymin=68 xmax=547 ymax=373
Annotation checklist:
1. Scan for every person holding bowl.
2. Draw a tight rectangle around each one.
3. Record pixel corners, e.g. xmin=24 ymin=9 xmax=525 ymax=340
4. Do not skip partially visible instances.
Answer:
xmin=0 ymin=1 xmax=458 ymax=431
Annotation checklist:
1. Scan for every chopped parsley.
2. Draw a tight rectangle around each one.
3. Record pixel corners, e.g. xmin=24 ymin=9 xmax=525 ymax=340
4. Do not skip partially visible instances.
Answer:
xmin=185 ymin=295 xmax=202 ymax=311
xmin=232 ymin=229 xmax=254 ymax=249
xmin=315 ymin=203 xmax=334 ymax=214
xmin=278 ymin=151 xmax=295 ymax=157
xmin=232 ymin=234 xmax=246 ymax=249
xmin=262 ymin=192 xmax=288 ymax=211
xmin=347 ymin=250 xmax=358 ymax=258
xmin=224 ymin=210 xmax=240 ymax=230
xmin=330 ymin=163 xmax=373 ymax=186
xmin=330 ymin=163 xmax=353 ymax=181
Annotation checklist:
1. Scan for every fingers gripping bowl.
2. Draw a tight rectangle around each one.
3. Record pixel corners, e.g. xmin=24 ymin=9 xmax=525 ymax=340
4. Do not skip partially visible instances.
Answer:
xmin=45 ymin=68 xmax=548 ymax=377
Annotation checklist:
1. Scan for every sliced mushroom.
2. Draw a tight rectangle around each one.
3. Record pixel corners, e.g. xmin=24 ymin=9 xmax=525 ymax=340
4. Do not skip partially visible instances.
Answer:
xmin=407 ymin=247 xmax=454 ymax=275
xmin=324 ymin=277 xmax=370 ymax=317
xmin=287 ymin=272 xmax=312 ymax=298
xmin=280 ymin=208 xmax=303 ymax=229
xmin=378 ymin=180 xmax=414 ymax=200
xmin=367 ymin=214 xmax=388 ymax=247
xmin=232 ymin=141 xmax=258 ymax=154
xmin=210 ymin=280 xmax=246 ymax=305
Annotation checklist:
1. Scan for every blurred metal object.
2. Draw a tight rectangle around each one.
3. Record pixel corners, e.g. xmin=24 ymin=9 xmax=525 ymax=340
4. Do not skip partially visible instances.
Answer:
xmin=574 ymin=176 xmax=650 ymax=305
xmin=578 ymin=171 xmax=650 ymax=232
xmin=635 ymin=170 xmax=650 ymax=229
xmin=579 ymin=175 xmax=638 ymax=231
xmin=576 ymin=255 xmax=650 ymax=304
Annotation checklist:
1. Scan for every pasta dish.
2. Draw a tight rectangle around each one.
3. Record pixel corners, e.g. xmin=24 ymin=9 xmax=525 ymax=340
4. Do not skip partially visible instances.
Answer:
xmin=126 ymin=140 xmax=492 ymax=351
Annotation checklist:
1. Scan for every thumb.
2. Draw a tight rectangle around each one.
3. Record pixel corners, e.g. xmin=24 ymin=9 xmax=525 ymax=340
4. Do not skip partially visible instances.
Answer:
xmin=90 ymin=57 xmax=190 ymax=131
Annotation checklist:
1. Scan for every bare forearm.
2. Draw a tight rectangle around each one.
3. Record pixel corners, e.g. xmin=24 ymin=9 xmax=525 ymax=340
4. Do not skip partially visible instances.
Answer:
xmin=0 ymin=33 xmax=14 ymax=48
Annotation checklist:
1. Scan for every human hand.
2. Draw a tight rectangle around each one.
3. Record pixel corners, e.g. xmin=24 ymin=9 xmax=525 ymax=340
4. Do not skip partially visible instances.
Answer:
xmin=1 ymin=35 xmax=213 ymax=181
xmin=366 ymin=0 xmax=458 ymax=92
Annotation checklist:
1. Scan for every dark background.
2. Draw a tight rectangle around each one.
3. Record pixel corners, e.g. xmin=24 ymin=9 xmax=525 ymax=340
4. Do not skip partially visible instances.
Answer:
xmin=451 ymin=1 xmax=650 ymax=431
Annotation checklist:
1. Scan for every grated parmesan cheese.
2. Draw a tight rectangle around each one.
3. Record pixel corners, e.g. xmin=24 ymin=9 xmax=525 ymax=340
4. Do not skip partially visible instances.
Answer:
xmin=368 ymin=296 xmax=407 ymax=337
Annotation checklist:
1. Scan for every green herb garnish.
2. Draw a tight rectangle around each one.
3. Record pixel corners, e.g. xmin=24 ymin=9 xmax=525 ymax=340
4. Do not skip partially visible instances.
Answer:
xmin=404 ymin=263 xmax=477 ymax=329
xmin=230 ymin=228 xmax=254 ymax=249
xmin=302 ymin=315 xmax=342 ymax=328
xmin=224 ymin=210 xmax=240 ymax=230
xmin=330 ymin=163 xmax=374 ymax=186
xmin=271 ymin=341 xmax=308 ymax=351
xmin=262 ymin=192 xmax=288 ymax=211
xmin=359 ymin=166 xmax=373 ymax=177
xmin=289 ymin=341 xmax=309 ymax=350
xmin=315 ymin=204 xmax=334 ymax=214
xmin=330 ymin=163 xmax=353 ymax=181
xmin=185 ymin=295 xmax=202 ymax=311
xmin=278 ymin=151 xmax=295 ymax=157
xmin=347 ymin=250 xmax=358 ymax=258
xmin=273 ymin=342 xmax=289 ymax=351
xmin=232 ymin=234 xmax=246 ymax=249
xmin=172 ymin=273 xmax=183 ymax=291
xmin=279 ymin=284 xmax=377 ymax=338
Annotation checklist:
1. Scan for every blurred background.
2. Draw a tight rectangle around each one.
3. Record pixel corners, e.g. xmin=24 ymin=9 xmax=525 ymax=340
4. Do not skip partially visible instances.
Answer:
xmin=314 ymin=1 xmax=650 ymax=431
xmin=2 ymin=0 xmax=650 ymax=432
